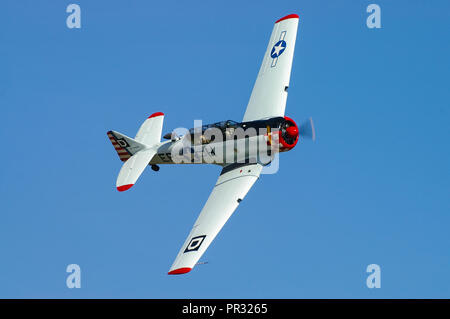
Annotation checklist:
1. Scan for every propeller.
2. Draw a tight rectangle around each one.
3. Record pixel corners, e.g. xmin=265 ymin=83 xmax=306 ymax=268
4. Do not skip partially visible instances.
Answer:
xmin=298 ymin=117 xmax=316 ymax=141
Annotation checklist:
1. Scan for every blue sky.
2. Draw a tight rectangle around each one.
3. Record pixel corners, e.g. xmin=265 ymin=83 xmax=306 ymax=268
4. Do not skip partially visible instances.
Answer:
xmin=1 ymin=0 xmax=449 ymax=298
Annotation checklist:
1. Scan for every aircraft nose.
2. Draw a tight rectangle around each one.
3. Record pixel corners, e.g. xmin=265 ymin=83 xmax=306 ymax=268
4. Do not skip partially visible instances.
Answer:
xmin=286 ymin=126 xmax=298 ymax=137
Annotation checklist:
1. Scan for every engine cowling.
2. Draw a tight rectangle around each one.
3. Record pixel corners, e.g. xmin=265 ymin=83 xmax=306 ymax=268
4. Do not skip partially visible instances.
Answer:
xmin=279 ymin=116 xmax=299 ymax=150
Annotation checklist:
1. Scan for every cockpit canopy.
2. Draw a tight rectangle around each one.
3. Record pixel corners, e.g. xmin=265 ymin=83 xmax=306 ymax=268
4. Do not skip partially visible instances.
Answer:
xmin=188 ymin=120 xmax=240 ymax=144
xmin=188 ymin=120 xmax=240 ymax=135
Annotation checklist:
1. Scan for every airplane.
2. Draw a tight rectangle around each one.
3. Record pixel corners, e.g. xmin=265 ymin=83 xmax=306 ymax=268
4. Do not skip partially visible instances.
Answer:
xmin=107 ymin=13 xmax=315 ymax=275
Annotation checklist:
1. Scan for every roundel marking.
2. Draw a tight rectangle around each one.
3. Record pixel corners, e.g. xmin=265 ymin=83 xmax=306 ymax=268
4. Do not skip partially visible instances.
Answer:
xmin=270 ymin=40 xmax=287 ymax=58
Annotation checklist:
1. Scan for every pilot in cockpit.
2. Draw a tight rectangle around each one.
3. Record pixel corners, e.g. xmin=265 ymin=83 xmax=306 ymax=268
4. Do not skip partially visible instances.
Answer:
xmin=192 ymin=120 xmax=239 ymax=144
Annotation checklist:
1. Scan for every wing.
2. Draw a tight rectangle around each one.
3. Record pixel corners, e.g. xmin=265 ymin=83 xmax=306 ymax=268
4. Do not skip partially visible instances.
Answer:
xmin=242 ymin=14 xmax=299 ymax=122
xmin=168 ymin=163 xmax=263 ymax=274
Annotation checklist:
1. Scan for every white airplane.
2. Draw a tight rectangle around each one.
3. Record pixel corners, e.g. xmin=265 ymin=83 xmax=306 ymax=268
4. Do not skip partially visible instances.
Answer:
xmin=107 ymin=14 xmax=315 ymax=275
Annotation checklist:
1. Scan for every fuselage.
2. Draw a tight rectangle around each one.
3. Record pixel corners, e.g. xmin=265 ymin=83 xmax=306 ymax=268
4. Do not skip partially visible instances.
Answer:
xmin=150 ymin=116 xmax=299 ymax=166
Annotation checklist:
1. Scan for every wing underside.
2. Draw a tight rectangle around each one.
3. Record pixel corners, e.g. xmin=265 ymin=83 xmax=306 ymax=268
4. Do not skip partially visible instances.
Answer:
xmin=168 ymin=163 xmax=263 ymax=274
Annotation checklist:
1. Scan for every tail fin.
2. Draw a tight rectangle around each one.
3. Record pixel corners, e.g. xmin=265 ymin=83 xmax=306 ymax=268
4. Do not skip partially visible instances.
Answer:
xmin=107 ymin=112 xmax=165 ymax=191
xmin=107 ymin=131 xmax=148 ymax=162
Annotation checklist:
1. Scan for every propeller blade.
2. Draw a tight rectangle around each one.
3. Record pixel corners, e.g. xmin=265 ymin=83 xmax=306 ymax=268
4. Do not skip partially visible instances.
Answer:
xmin=298 ymin=117 xmax=316 ymax=141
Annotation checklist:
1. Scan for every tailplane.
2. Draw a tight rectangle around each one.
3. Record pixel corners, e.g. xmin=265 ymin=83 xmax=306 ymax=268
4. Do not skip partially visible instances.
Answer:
xmin=135 ymin=112 xmax=164 ymax=146
xmin=116 ymin=148 xmax=157 ymax=191
xmin=107 ymin=112 xmax=165 ymax=191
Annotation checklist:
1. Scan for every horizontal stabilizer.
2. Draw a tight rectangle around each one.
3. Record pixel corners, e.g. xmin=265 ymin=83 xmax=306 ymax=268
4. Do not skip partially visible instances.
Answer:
xmin=135 ymin=112 xmax=164 ymax=146
xmin=116 ymin=148 xmax=157 ymax=191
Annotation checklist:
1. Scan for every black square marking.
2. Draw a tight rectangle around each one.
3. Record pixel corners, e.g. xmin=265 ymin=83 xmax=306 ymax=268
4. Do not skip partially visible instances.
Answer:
xmin=184 ymin=235 xmax=206 ymax=253
xmin=116 ymin=138 xmax=129 ymax=148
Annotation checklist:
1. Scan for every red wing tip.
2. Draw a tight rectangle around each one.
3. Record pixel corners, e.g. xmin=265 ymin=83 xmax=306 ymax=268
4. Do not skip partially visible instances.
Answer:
xmin=275 ymin=14 xmax=299 ymax=24
xmin=148 ymin=112 xmax=164 ymax=119
xmin=168 ymin=267 xmax=192 ymax=275
xmin=117 ymin=184 xmax=134 ymax=192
